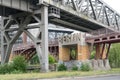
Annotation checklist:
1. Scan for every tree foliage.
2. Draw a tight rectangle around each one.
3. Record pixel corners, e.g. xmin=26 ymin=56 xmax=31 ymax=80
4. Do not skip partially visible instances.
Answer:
xmin=49 ymin=54 xmax=56 ymax=64
xmin=109 ymin=43 xmax=120 ymax=68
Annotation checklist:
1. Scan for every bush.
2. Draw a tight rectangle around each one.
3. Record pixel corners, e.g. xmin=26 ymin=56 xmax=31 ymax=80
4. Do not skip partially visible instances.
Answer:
xmin=49 ymin=55 xmax=56 ymax=64
xmin=0 ymin=56 xmax=27 ymax=74
xmin=90 ymin=51 xmax=95 ymax=59
xmin=12 ymin=55 xmax=27 ymax=72
xmin=30 ymin=54 xmax=39 ymax=64
xmin=57 ymin=64 xmax=67 ymax=71
xmin=71 ymin=65 xmax=78 ymax=71
xmin=80 ymin=63 xmax=91 ymax=71
xmin=0 ymin=63 xmax=13 ymax=74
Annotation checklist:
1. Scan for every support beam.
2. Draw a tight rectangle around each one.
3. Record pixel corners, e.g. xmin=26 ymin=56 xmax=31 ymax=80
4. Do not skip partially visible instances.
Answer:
xmin=100 ymin=43 xmax=105 ymax=59
xmin=106 ymin=43 xmax=111 ymax=59
xmin=1 ymin=14 xmax=32 ymax=63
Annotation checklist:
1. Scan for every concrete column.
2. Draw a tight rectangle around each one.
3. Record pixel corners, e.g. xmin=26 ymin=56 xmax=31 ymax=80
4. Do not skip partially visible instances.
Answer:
xmin=1 ymin=28 xmax=5 ymax=64
xmin=1 ymin=17 xmax=6 ymax=64
xmin=41 ymin=6 xmax=49 ymax=72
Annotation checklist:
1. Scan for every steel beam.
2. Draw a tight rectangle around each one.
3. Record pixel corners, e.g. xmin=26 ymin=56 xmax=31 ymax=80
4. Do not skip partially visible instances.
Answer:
xmin=106 ymin=43 xmax=111 ymax=59
xmin=100 ymin=43 xmax=105 ymax=59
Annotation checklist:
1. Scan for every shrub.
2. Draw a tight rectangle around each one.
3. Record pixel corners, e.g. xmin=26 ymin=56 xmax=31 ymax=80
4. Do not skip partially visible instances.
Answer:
xmin=90 ymin=51 xmax=95 ymax=59
xmin=12 ymin=55 xmax=27 ymax=72
xmin=30 ymin=54 xmax=39 ymax=64
xmin=49 ymin=55 xmax=56 ymax=64
xmin=80 ymin=63 xmax=91 ymax=71
xmin=57 ymin=64 xmax=67 ymax=71
xmin=0 ymin=64 xmax=13 ymax=74
xmin=71 ymin=65 xmax=78 ymax=71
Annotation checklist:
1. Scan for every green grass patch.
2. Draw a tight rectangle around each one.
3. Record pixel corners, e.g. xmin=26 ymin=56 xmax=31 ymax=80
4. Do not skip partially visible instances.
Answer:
xmin=0 ymin=68 xmax=120 ymax=80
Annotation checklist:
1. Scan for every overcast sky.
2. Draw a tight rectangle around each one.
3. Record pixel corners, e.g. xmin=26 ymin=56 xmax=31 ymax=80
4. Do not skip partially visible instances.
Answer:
xmin=103 ymin=0 xmax=120 ymax=13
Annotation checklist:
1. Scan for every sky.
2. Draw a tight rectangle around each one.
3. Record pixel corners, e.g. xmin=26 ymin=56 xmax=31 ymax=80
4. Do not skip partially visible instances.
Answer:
xmin=103 ymin=0 xmax=120 ymax=13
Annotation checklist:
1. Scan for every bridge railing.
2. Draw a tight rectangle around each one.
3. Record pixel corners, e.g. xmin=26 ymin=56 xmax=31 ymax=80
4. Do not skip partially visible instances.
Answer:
xmin=13 ymin=38 xmax=59 ymax=51
xmin=12 ymin=42 xmax=34 ymax=51
xmin=85 ymin=28 xmax=120 ymax=40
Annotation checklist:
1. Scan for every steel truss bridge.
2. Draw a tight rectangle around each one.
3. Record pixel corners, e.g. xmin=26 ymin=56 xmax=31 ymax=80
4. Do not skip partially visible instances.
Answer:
xmin=0 ymin=0 xmax=120 ymax=72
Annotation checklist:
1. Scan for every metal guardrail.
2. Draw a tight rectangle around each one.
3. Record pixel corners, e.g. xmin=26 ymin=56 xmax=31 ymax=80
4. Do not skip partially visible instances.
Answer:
xmin=12 ymin=42 xmax=34 ymax=51
xmin=13 ymin=39 xmax=59 ymax=51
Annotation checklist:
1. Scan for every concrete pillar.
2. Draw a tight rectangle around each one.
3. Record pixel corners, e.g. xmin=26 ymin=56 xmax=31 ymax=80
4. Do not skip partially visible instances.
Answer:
xmin=0 ymin=21 xmax=5 ymax=64
xmin=40 ymin=6 xmax=49 ymax=72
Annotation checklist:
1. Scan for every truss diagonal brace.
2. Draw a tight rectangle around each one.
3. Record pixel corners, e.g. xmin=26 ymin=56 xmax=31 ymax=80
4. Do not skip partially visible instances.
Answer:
xmin=1 ymin=14 xmax=32 ymax=63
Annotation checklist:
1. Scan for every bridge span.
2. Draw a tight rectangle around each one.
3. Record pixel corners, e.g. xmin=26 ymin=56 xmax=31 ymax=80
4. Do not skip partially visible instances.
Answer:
xmin=0 ymin=0 xmax=120 ymax=72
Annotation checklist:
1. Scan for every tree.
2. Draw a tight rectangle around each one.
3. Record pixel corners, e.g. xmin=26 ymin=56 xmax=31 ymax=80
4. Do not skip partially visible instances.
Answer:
xmin=109 ymin=43 xmax=120 ymax=68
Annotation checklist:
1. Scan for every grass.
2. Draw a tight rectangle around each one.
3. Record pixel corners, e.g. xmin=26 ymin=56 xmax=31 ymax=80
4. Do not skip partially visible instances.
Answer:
xmin=0 ymin=68 xmax=120 ymax=80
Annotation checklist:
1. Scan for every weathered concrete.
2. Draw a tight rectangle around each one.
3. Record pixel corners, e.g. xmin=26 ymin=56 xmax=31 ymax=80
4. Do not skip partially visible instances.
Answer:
xmin=98 ymin=59 xmax=106 ymax=70
xmin=104 ymin=59 xmax=111 ymax=70
xmin=92 ymin=59 xmax=100 ymax=70
xmin=63 ymin=60 xmax=82 ymax=70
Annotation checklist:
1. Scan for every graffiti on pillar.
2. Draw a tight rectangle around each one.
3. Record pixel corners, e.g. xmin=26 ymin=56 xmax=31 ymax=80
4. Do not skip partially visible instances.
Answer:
xmin=59 ymin=33 xmax=81 ymax=44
